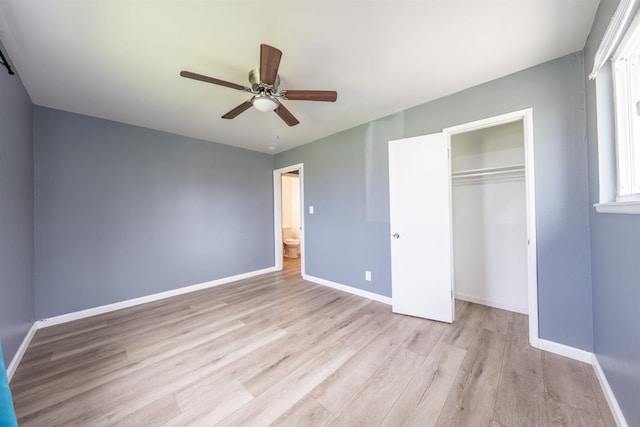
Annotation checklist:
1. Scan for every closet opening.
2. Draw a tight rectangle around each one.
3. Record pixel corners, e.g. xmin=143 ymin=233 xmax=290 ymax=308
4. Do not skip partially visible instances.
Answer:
xmin=445 ymin=109 xmax=538 ymax=346
xmin=451 ymin=121 xmax=527 ymax=313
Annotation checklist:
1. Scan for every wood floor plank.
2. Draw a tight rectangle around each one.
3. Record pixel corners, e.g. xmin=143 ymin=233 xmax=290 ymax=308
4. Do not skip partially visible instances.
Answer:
xmin=401 ymin=318 xmax=447 ymax=357
xmin=274 ymin=292 xmax=371 ymax=331
xmin=16 ymin=323 xmax=284 ymax=423
xmin=217 ymin=311 xmax=370 ymax=388
xmin=125 ymin=318 xmax=246 ymax=361
xmin=271 ymin=395 xmax=334 ymax=427
xmin=239 ymin=312 xmax=372 ymax=397
xmin=493 ymin=313 xmax=547 ymax=427
xmin=111 ymin=393 xmax=182 ymax=427
xmin=543 ymin=352 xmax=607 ymax=426
xmin=436 ymin=328 xmax=507 ymax=426
xmin=48 ymin=325 xmax=286 ymax=426
xmin=217 ymin=344 xmax=356 ymax=426
xmin=310 ymin=312 xmax=420 ymax=413
xmin=342 ymin=302 xmax=408 ymax=352
xmin=33 ymin=317 xmax=108 ymax=341
xmin=324 ymin=346 xmax=426 ymax=426
xmin=481 ymin=306 xmax=511 ymax=335
xmin=240 ymin=288 xmax=349 ymax=329
xmin=443 ymin=301 xmax=489 ymax=350
xmin=17 ymin=348 xmax=202 ymax=426
xmin=11 ymin=347 xmax=129 ymax=398
xmin=381 ymin=341 xmax=467 ymax=427
xmin=167 ymin=372 xmax=254 ymax=426
xmin=582 ymin=364 xmax=618 ymax=427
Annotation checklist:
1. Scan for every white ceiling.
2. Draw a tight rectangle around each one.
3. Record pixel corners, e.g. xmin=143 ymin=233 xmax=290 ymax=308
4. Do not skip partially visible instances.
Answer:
xmin=0 ymin=0 xmax=599 ymax=154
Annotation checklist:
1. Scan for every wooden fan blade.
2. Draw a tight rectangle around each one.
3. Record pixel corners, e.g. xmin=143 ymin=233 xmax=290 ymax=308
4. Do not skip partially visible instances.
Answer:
xmin=274 ymin=103 xmax=299 ymax=127
xmin=260 ymin=44 xmax=282 ymax=87
xmin=281 ymin=90 xmax=337 ymax=102
xmin=222 ymin=101 xmax=252 ymax=119
xmin=180 ymin=70 xmax=250 ymax=92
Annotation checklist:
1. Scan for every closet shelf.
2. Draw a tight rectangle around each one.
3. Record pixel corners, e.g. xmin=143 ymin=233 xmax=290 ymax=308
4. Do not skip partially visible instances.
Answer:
xmin=452 ymin=164 xmax=525 ymax=179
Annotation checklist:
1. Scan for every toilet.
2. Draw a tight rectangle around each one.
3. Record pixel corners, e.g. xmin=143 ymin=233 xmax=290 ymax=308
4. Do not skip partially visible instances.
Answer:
xmin=283 ymin=238 xmax=300 ymax=258
xmin=282 ymin=227 xmax=300 ymax=258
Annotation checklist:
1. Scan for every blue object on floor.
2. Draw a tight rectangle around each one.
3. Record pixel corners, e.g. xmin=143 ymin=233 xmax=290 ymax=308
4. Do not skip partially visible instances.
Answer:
xmin=0 ymin=343 xmax=18 ymax=427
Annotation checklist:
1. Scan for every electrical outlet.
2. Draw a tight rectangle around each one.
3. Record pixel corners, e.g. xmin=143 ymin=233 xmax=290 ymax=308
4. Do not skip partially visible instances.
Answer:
xmin=365 ymin=271 xmax=372 ymax=281
xmin=309 ymin=206 xmax=314 ymax=214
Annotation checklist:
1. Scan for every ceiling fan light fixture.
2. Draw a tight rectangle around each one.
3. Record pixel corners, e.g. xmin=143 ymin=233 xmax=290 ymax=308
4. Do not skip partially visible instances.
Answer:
xmin=251 ymin=94 xmax=278 ymax=112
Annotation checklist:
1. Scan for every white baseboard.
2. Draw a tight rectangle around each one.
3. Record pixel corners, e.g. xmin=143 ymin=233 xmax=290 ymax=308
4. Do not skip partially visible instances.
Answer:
xmin=303 ymin=274 xmax=392 ymax=305
xmin=7 ymin=322 xmax=39 ymax=382
xmin=537 ymin=338 xmax=592 ymax=363
xmin=38 ymin=266 xmax=277 ymax=328
xmin=455 ymin=292 xmax=528 ymax=315
xmin=592 ymin=354 xmax=629 ymax=427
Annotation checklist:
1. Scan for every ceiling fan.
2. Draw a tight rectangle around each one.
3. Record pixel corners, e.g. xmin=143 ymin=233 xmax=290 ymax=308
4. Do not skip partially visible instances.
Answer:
xmin=180 ymin=44 xmax=337 ymax=127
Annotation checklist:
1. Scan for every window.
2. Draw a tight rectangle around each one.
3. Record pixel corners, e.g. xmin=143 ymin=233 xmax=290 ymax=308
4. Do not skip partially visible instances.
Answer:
xmin=612 ymin=12 xmax=640 ymax=202
xmin=590 ymin=0 xmax=640 ymax=214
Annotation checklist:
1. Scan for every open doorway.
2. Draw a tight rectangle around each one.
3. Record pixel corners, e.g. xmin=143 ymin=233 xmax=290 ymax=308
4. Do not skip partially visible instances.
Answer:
xmin=273 ymin=164 xmax=304 ymax=275
xmin=444 ymin=109 xmax=538 ymax=346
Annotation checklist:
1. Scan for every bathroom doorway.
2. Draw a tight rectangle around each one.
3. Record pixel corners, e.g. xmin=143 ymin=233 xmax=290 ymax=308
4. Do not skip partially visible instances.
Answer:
xmin=273 ymin=164 xmax=304 ymax=275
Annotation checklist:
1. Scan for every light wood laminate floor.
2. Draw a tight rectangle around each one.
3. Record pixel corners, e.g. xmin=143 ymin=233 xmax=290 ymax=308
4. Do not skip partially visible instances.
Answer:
xmin=11 ymin=259 xmax=615 ymax=426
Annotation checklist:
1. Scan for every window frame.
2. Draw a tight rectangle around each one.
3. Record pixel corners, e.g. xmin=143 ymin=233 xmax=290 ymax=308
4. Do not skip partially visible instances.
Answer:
xmin=612 ymin=12 xmax=640 ymax=202
xmin=595 ymin=10 xmax=640 ymax=214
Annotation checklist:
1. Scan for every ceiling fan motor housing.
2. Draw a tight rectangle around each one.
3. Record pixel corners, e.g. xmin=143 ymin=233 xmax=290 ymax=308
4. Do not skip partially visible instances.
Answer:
xmin=249 ymin=68 xmax=280 ymax=93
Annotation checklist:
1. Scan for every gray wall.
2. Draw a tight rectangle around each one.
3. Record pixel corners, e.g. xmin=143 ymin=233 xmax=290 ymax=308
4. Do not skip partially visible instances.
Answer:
xmin=0 ymin=45 xmax=35 ymax=367
xmin=276 ymin=52 xmax=594 ymax=351
xmin=585 ymin=0 xmax=640 ymax=424
xmin=34 ymin=107 xmax=274 ymax=319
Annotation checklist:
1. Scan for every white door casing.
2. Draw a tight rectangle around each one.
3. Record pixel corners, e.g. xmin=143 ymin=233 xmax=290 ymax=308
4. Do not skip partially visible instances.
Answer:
xmin=273 ymin=164 xmax=304 ymax=274
xmin=444 ymin=108 xmax=538 ymax=347
xmin=389 ymin=133 xmax=454 ymax=323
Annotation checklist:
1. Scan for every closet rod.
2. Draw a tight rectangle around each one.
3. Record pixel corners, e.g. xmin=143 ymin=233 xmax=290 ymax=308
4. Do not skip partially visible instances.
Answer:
xmin=452 ymin=164 xmax=525 ymax=179
xmin=452 ymin=168 xmax=524 ymax=179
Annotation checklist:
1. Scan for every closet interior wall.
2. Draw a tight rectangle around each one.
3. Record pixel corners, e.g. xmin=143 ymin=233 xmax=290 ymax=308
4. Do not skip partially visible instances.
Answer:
xmin=451 ymin=121 xmax=528 ymax=314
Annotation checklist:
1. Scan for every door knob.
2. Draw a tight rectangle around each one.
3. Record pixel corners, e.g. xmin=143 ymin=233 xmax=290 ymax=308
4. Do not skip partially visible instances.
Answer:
xmin=392 ymin=233 xmax=400 ymax=239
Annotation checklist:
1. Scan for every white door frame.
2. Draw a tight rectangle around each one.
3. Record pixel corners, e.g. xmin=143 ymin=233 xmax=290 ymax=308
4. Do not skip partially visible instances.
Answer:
xmin=273 ymin=163 xmax=305 ymax=274
xmin=443 ymin=108 xmax=539 ymax=348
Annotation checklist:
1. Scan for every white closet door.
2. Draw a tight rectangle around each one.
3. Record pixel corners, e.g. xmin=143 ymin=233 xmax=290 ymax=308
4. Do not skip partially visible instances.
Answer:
xmin=389 ymin=133 xmax=454 ymax=323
